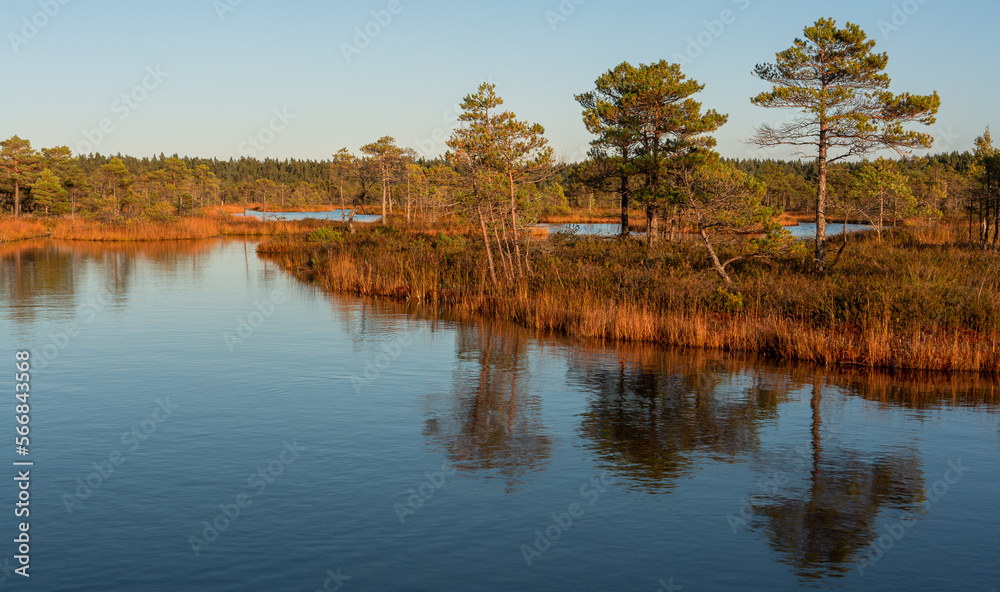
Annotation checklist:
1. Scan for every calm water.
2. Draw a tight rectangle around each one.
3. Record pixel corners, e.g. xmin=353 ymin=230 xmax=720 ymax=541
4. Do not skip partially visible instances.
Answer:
xmin=236 ymin=209 xmax=382 ymax=223
xmin=1 ymin=239 xmax=998 ymax=591
xmin=542 ymin=222 xmax=871 ymax=239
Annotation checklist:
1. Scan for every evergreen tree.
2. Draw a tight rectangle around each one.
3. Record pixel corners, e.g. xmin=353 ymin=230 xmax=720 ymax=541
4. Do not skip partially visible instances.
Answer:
xmin=31 ymin=168 xmax=68 ymax=215
xmin=1 ymin=136 xmax=39 ymax=216
xmin=750 ymin=18 xmax=940 ymax=271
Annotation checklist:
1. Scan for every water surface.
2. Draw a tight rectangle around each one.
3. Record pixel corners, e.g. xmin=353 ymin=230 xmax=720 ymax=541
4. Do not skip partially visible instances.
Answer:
xmin=0 ymin=239 xmax=996 ymax=591
xmin=236 ymin=209 xmax=382 ymax=223
xmin=540 ymin=221 xmax=871 ymax=239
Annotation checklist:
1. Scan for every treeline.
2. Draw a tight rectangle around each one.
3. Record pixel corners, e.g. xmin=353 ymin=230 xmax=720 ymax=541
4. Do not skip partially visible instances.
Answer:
xmin=0 ymin=135 xmax=567 ymax=223
xmin=727 ymin=153 xmax=978 ymax=215
xmin=3 ymin=16 xmax=1000 ymax=262
xmin=0 ymin=136 xmax=988 ymax=225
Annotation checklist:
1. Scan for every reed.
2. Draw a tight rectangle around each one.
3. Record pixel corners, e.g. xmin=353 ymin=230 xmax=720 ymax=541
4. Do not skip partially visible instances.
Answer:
xmin=42 ymin=216 xmax=328 ymax=241
xmin=259 ymin=223 xmax=1000 ymax=373
xmin=0 ymin=217 xmax=48 ymax=242
xmin=537 ymin=208 xmax=631 ymax=224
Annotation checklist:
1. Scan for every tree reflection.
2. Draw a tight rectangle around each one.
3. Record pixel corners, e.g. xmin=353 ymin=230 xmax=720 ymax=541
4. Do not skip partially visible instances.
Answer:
xmin=1 ymin=239 xmax=77 ymax=324
xmin=423 ymin=321 xmax=552 ymax=490
xmin=748 ymin=375 xmax=926 ymax=580
xmin=833 ymin=367 xmax=1000 ymax=411
xmin=0 ymin=239 xmax=219 ymax=325
xmin=572 ymin=346 xmax=792 ymax=491
xmin=571 ymin=347 xmax=936 ymax=580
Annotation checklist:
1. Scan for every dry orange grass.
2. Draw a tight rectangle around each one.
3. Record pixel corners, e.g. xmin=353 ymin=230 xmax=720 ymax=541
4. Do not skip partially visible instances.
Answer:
xmin=45 ymin=217 xmax=327 ymax=241
xmin=207 ymin=204 xmax=247 ymax=216
xmin=300 ymin=252 xmax=1000 ymax=372
xmin=778 ymin=211 xmax=867 ymax=226
xmin=0 ymin=217 xmax=48 ymax=242
xmin=208 ymin=204 xmax=341 ymax=216
xmin=537 ymin=208 xmax=625 ymax=224
xmin=259 ymin=223 xmax=1000 ymax=373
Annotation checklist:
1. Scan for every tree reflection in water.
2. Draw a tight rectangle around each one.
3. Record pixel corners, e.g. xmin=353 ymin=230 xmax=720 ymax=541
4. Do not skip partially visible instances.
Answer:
xmin=749 ymin=375 xmax=926 ymax=580
xmin=749 ymin=368 xmax=998 ymax=580
xmin=1 ymin=238 xmax=221 ymax=325
xmin=569 ymin=346 xmax=961 ymax=580
xmin=423 ymin=321 xmax=552 ymax=491
xmin=571 ymin=346 xmax=790 ymax=491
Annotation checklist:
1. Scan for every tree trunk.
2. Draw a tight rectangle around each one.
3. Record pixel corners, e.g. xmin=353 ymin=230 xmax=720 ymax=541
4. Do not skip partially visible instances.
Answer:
xmin=493 ymin=222 xmax=511 ymax=281
xmin=816 ymin=126 xmax=829 ymax=272
xmin=619 ymin=169 xmax=630 ymax=237
xmin=646 ymin=205 xmax=659 ymax=247
xmin=477 ymin=200 xmax=498 ymax=288
xmin=878 ymin=190 xmax=884 ymax=242
xmin=699 ymin=224 xmax=733 ymax=285
xmin=509 ymin=171 xmax=524 ymax=278
xmin=339 ymin=180 xmax=346 ymax=222
xmin=992 ymin=189 xmax=1000 ymax=248
xmin=348 ymin=194 xmax=356 ymax=234
xmin=380 ymin=171 xmax=387 ymax=225
xmin=13 ymin=180 xmax=20 ymax=218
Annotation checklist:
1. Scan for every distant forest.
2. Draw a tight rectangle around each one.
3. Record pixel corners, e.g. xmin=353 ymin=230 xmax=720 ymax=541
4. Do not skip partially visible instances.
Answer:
xmin=0 ymin=140 xmax=983 ymax=222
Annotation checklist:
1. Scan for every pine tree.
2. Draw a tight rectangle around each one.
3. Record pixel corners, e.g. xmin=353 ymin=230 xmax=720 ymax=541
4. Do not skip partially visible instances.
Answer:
xmin=360 ymin=137 xmax=403 ymax=225
xmin=577 ymin=61 xmax=726 ymax=238
xmin=750 ymin=18 xmax=940 ymax=271
xmin=31 ymin=168 xmax=68 ymax=215
xmin=1 ymin=136 xmax=39 ymax=217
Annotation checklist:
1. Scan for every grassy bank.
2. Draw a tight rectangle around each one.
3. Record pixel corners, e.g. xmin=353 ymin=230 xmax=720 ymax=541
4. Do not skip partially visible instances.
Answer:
xmin=0 ymin=215 xmax=329 ymax=242
xmin=258 ymin=221 xmax=1000 ymax=373
xmin=0 ymin=218 xmax=48 ymax=242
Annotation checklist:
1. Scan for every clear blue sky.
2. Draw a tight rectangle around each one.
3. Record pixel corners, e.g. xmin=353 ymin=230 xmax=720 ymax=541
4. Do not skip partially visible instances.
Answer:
xmin=2 ymin=0 xmax=995 ymax=162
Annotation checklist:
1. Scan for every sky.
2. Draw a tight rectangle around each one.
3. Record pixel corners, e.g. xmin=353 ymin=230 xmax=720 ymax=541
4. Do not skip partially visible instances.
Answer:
xmin=2 ymin=0 xmax=996 ymax=163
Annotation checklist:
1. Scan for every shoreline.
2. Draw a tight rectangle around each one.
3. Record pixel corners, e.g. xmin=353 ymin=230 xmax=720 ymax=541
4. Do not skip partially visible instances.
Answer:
xmin=0 ymin=216 xmax=329 ymax=243
xmin=255 ymin=221 xmax=1000 ymax=375
xmin=6 ymin=215 xmax=996 ymax=375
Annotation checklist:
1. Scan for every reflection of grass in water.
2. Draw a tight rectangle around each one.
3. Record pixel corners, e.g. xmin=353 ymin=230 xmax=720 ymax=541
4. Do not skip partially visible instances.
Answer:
xmin=37 ymin=217 xmax=329 ymax=241
xmin=260 ymin=221 xmax=1000 ymax=373
xmin=0 ymin=237 xmax=222 ymax=260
